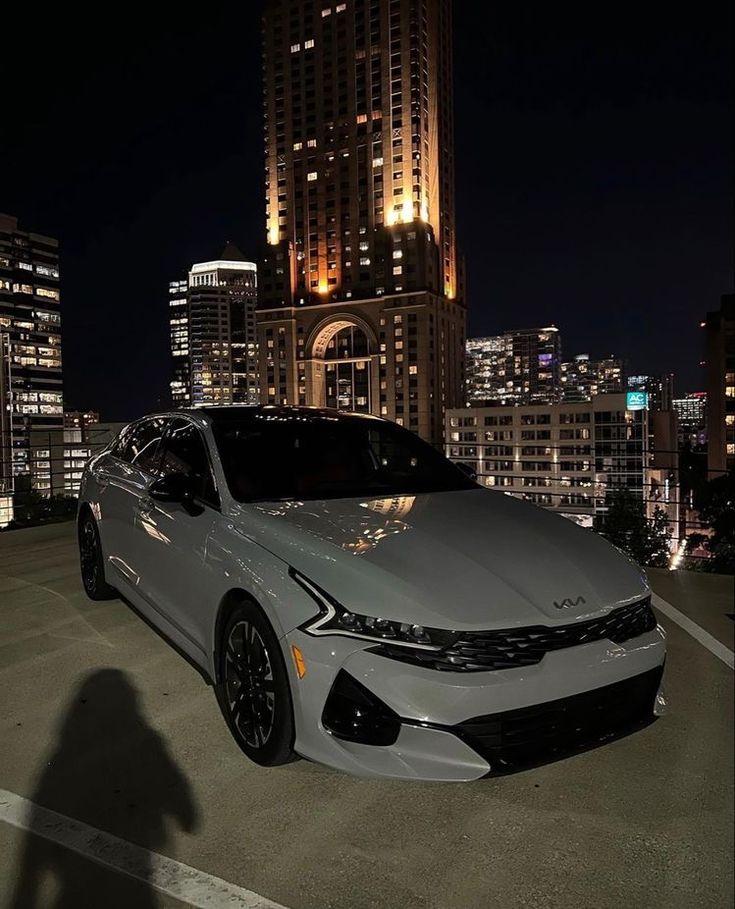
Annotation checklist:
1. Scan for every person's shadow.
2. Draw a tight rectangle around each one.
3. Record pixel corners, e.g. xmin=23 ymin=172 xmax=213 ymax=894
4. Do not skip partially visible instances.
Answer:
xmin=10 ymin=669 xmax=199 ymax=908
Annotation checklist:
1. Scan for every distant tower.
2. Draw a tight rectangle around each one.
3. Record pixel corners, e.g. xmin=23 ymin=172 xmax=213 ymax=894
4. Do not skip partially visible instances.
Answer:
xmin=258 ymin=0 xmax=465 ymax=444
xmin=169 ymin=244 xmax=259 ymax=407
xmin=560 ymin=354 xmax=625 ymax=402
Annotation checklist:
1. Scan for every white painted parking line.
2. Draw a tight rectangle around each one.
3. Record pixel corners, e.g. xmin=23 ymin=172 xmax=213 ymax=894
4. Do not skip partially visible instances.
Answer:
xmin=0 ymin=788 xmax=289 ymax=909
xmin=652 ymin=593 xmax=734 ymax=670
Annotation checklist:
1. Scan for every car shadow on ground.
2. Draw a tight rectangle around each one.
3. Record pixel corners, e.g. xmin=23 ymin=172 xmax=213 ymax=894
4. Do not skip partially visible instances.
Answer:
xmin=9 ymin=669 xmax=199 ymax=909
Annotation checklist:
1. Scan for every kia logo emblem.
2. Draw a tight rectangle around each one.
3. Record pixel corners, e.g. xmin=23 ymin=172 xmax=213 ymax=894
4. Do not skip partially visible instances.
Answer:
xmin=553 ymin=596 xmax=586 ymax=609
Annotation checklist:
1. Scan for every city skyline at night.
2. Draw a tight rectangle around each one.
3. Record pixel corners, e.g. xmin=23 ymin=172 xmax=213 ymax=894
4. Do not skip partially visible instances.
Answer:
xmin=0 ymin=2 xmax=731 ymax=421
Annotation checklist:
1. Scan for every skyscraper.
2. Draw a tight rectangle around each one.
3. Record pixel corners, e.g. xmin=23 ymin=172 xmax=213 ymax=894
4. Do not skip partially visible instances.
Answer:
xmin=560 ymin=354 xmax=625 ymax=402
xmin=169 ymin=245 xmax=259 ymax=408
xmin=705 ymin=293 xmax=735 ymax=476
xmin=0 ymin=213 xmax=63 ymax=492
xmin=465 ymin=327 xmax=562 ymax=405
xmin=258 ymin=0 xmax=465 ymax=444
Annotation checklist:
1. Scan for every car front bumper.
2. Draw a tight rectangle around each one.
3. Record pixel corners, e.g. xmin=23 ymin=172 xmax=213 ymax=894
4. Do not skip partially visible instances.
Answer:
xmin=283 ymin=625 xmax=667 ymax=781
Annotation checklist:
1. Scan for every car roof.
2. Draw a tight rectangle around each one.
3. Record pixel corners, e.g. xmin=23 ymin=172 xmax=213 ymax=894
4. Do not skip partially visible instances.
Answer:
xmin=165 ymin=405 xmax=386 ymax=425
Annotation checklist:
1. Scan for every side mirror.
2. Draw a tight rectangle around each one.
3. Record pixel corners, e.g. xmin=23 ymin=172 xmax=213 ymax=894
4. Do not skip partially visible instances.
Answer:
xmin=148 ymin=472 xmax=193 ymax=504
xmin=455 ymin=462 xmax=477 ymax=482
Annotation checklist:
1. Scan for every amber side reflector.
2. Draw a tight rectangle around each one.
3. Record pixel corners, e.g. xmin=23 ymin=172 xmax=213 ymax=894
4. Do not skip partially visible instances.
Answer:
xmin=291 ymin=645 xmax=306 ymax=679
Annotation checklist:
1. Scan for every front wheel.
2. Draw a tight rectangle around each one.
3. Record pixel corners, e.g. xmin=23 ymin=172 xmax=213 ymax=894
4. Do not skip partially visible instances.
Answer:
xmin=215 ymin=602 xmax=297 ymax=767
xmin=78 ymin=512 xmax=117 ymax=601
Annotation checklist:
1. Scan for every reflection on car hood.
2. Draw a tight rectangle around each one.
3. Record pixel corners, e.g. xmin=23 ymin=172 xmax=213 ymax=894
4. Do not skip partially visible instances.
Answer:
xmin=236 ymin=488 xmax=649 ymax=631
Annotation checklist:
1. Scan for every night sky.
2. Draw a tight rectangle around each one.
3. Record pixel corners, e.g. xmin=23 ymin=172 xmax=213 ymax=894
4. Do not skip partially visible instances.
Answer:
xmin=1 ymin=2 xmax=732 ymax=420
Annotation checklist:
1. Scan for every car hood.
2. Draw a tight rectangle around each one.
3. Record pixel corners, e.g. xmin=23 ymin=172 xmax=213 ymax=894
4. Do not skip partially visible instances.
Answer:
xmin=236 ymin=488 xmax=649 ymax=631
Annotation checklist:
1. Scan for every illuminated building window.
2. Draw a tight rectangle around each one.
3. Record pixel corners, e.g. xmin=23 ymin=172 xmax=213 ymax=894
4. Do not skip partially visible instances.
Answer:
xmin=307 ymin=138 xmax=317 ymax=147
xmin=372 ymin=157 xmax=383 ymax=167
xmin=293 ymin=141 xmax=303 ymax=150
xmin=393 ymin=250 xmax=403 ymax=259
xmin=336 ymin=2 xmax=346 ymax=10
xmin=307 ymin=171 xmax=318 ymax=181
xmin=356 ymin=114 xmax=368 ymax=124
xmin=322 ymin=7 xmax=331 ymax=15
xmin=409 ymin=365 xmax=418 ymax=375
xmin=290 ymin=43 xmax=301 ymax=53
xmin=304 ymin=38 xmax=315 ymax=49
xmin=393 ymin=266 xmax=402 ymax=275
xmin=359 ymin=257 xmax=371 ymax=265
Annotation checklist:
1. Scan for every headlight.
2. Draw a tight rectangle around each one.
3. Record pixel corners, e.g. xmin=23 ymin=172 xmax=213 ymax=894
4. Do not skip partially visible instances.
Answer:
xmin=290 ymin=568 xmax=457 ymax=650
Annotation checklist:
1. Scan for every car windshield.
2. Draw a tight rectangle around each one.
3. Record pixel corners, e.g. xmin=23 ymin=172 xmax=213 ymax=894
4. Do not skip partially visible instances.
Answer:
xmin=209 ymin=411 xmax=477 ymax=503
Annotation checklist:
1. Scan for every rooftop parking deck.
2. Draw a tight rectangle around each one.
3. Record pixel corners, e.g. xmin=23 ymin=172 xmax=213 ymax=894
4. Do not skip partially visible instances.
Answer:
xmin=0 ymin=522 xmax=733 ymax=909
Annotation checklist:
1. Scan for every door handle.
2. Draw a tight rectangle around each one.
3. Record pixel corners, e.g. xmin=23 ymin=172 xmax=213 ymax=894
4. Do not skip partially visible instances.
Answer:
xmin=138 ymin=496 xmax=155 ymax=517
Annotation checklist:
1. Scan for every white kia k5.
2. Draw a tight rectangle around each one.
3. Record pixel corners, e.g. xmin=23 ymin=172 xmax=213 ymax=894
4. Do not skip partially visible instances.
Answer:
xmin=77 ymin=406 xmax=666 ymax=780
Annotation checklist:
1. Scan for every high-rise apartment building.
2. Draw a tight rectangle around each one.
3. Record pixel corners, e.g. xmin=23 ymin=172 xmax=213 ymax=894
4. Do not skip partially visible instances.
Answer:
xmin=560 ymin=354 xmax=625 ymax=402
xmin=169 ymin=245 xmax=259 ymax=408
xmin=465 ymin=335 xmax=506 ymax=403
xmin=446 ymin=394 xmax=677 ymax=538
xmin=465 ymin=327 xmax=562 ymax=405
xmin=705 ymin=293 xmax=735 ymax=476
xmin=0 ymin=213 xmax=63 ymax=493
xmin=258 ymin=0 xmax=465 ymax=444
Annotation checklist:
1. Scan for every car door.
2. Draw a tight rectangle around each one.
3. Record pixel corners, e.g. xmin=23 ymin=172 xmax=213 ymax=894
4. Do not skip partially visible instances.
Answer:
xmin=97 ymin=417 xmax=168 ymax=588
xmin=134 ymin=418 xmax=220 ymax=655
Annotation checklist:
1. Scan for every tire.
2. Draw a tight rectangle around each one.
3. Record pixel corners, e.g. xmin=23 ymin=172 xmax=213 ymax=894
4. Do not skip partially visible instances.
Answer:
xmin=78 ymin=511 xmax=117 ymax=601
xmin=215 ymin=601 xmax=297 ymax=767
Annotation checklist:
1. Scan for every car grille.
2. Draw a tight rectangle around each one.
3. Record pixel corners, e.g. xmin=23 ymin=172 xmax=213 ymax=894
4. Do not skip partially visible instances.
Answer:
xmin=373 ymin=596 xmax=657 ymax=672
xmin=452 ymin=665 xmax=663 ymax=773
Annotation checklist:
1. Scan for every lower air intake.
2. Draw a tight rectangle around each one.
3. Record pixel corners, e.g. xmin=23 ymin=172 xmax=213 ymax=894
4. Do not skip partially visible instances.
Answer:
xmin=454 ymin=665 xmax=664 ymax=773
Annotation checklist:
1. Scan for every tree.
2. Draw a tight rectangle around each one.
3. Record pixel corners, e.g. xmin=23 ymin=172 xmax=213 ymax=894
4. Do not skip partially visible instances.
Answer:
xmin=594 ymin=488 xmax=671 ymax=568
xmin=686 ymin=471 xmax=735 ymax=574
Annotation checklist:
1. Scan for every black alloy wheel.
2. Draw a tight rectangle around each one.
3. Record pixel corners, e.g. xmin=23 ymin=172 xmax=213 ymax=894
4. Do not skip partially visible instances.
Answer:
xmin=215 ymin=602 xmax=296 ymax=766
xmin=78 ymin=512 xmax=116 ymax=600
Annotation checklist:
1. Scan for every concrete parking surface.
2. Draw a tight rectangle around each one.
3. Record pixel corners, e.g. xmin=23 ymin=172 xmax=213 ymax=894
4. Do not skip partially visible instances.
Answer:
xmin=1 ymin=522 xmax=733 ymax=909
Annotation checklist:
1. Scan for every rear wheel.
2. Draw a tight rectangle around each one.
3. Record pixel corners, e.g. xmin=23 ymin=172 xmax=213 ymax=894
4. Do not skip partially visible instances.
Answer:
xmin=78 ymin=511 xmax=116 ymax=601
xmin=215 ymin=601 xmax=297 ymax=766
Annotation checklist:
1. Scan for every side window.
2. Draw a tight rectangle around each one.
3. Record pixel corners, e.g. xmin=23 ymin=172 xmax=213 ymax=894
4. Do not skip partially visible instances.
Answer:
xmin=159 ymin=420 xmax=219 ymax=507
xmin=111 ymin=425 xmax=134 ymax=461
xmin=129 ymin=418 xmax=168 ymax=472
xmin=113 ymin=418 xmax=167 ymax=472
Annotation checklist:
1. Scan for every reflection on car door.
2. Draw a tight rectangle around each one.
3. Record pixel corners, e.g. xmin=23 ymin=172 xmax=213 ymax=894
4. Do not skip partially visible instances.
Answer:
xmin=134 ymin=418 xmax=220 ymax=656
xmin=98 ymin=417 xmax=169 ymax=587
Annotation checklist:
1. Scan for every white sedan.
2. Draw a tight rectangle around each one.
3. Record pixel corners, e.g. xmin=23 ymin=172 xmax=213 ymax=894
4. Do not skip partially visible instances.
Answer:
xmin=77 ymin=406 xmax=666 ymax=781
